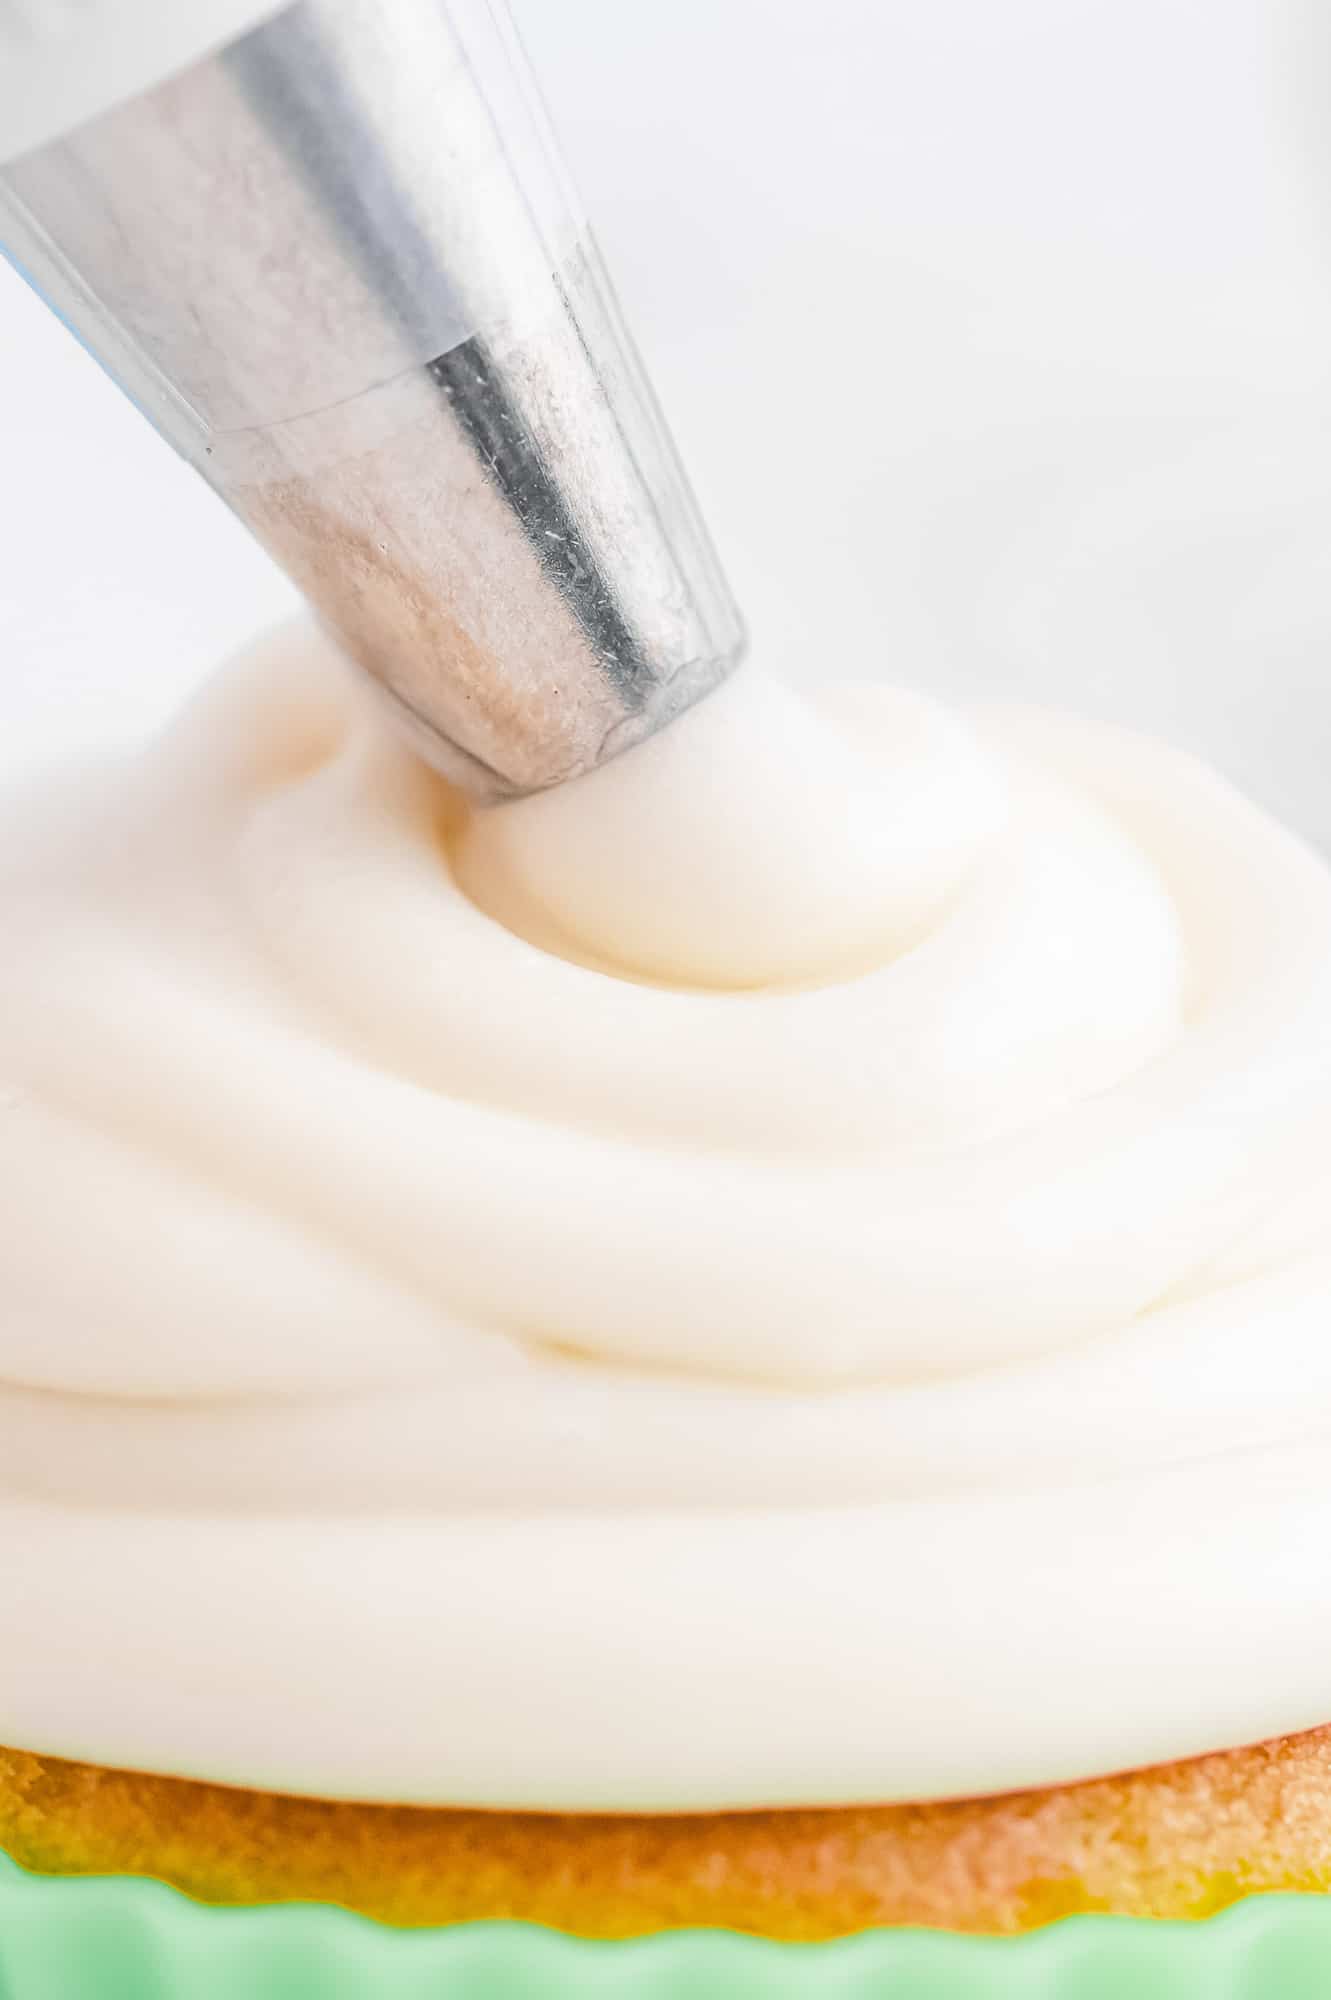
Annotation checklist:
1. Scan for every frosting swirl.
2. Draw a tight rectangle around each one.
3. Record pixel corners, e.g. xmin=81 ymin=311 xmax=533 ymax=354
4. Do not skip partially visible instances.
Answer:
xmin=5 ymin=620 xmax=1331 ymax=1808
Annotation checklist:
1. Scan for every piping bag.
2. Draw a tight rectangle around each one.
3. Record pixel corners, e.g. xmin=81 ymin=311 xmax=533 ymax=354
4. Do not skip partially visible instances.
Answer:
xmin=0 ymin=0 xmax=746 ymax=798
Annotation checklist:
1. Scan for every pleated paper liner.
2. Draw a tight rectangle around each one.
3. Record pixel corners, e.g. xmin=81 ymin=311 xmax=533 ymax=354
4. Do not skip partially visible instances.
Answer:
xmin=3 ymin=1852 xmax=1331 ymax=1998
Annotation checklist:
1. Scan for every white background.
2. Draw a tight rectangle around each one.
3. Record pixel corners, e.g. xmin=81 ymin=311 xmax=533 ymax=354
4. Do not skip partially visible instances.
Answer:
xmin=5 ymin=0 xmax=1331 ymax=838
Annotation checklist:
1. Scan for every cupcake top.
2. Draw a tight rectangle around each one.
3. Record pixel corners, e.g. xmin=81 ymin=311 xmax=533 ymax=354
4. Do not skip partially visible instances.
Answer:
xmin=5 ymin=619 xmax=1331 ymax=1808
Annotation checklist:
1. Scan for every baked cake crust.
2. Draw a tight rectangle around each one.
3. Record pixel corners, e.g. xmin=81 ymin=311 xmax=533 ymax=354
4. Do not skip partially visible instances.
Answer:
xmin=5 ymin=1726 xmax=1331 ymax=1937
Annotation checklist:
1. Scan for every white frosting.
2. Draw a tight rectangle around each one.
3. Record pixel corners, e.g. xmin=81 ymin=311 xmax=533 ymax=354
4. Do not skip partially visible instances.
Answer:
xmin=6 ymin=620 xmax=1331 ymax=1809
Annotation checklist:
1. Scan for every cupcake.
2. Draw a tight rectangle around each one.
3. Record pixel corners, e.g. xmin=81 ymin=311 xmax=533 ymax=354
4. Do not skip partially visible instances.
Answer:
xmin=6 ymin=620 xmax=1331 ymax=1994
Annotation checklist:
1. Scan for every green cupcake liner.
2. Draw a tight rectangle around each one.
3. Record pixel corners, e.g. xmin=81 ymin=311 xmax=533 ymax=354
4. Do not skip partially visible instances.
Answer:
xmin=3 ymin=1854 xmax=1331 ymax=1999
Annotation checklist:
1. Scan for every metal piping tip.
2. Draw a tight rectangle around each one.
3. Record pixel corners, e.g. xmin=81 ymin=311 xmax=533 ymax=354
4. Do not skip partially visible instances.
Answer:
xmin=0 ymin=0 xmax=746 ymax=799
